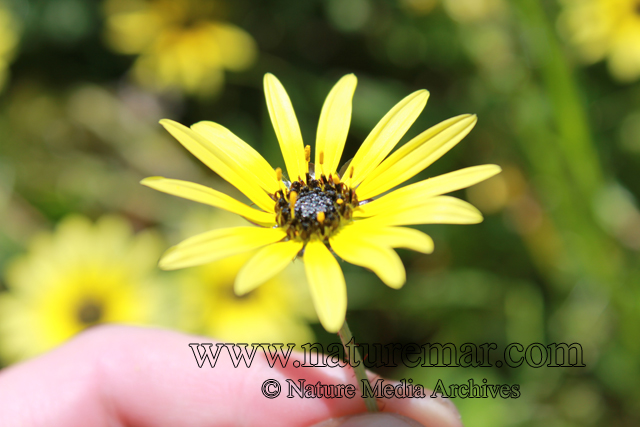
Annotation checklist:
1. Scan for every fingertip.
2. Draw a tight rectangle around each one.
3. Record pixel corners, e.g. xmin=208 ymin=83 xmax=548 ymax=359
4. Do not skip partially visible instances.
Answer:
xmin=382 ymin=394 xmax=463 ymax=427
xmin=312 ymin=413 xmax=425 ymax=427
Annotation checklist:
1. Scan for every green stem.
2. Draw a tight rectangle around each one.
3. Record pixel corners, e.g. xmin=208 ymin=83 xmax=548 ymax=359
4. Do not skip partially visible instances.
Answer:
xmin=514 ymin=0 xmax=604 ymax=199
xmin=338 ymin=320 xmax=378 ymax=412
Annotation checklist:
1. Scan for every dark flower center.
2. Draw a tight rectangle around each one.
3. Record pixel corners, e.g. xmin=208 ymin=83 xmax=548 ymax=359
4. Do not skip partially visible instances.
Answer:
xmin=294 ymin=189 xmax=337 ymax=223
xmin=274 ymin=172 xmax=358 ymax=241
xmin=77 ymin=299 xmax=103 ymax=325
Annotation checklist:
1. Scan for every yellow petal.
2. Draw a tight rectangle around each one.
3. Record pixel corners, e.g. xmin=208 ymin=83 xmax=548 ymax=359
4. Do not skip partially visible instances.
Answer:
xmin=263 ymin=73 xmax=307 ymax=181
xmin=141 ymin=177 xmax=276 ymax=226
xmin=160 ymin=119 xmax=274 ymax=212
xmin=356 ymin=196 xmax=483 ymax=227
xmin=159 ymin=227 xmax=286 ymax=270
xmin=357 ymin=115 xmax=478 ymax=200
xmin=330 ymin=230 xmax=406 ymax=289
xmin=355 ymin=164 xmax=502 ymax=218
xmin=234 ymin=240 xmax=304 ymax=295
xmin=345 ymin=89 xmax=430 ymax=186
xmin=191 ymin=121 xmax=279 ymax=194
xmin=345 ymin=224 xmax=434 ymax=254
xmin=304 ymin=240 xmax=347 ymax=333
xmin=315 ymin=74 xmax=358 ymax=177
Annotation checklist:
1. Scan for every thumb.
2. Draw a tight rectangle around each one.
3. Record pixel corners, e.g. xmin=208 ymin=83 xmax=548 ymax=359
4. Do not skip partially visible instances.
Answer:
xmin=312 ymin=413 xmax=435 ymax=426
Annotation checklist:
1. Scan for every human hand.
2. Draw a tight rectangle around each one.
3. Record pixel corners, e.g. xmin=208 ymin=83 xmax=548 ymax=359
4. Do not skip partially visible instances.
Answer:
xmin=0 ymin=325 xmax=462 ymax=426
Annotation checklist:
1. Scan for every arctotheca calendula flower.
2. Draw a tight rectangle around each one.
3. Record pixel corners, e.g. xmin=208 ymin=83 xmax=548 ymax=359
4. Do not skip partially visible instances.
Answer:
xmin=142 ymin=73 xmax=501 ymax=332
xmin=103 ymin=0 xmax=257 ymax=95
xmin=175 ymin=209 xmax=316 ymax=344
xmin=0 ymin=216 xmax=163 ymax=363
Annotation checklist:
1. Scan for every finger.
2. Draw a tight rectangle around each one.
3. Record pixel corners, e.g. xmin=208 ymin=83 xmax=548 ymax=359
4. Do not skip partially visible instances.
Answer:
xmin=0 ymin=325 xmax=462 ymax=427
xmin=312 ymin=413 xmax=427 ymax=427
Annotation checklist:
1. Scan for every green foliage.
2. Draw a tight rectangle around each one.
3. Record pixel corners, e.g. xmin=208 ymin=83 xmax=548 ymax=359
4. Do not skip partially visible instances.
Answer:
xmin=1 ymin=0 xmax=639 ymax=425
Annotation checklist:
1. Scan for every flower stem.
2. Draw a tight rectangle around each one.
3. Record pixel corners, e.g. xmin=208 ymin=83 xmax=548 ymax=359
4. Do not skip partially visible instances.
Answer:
xmin=338 ymin=320 xmax=378 ymax=412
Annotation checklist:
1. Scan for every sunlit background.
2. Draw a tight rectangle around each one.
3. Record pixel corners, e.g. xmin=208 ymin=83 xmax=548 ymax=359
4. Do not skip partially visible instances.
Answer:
xmin=1 ymin=0 xmax=640 ymax=425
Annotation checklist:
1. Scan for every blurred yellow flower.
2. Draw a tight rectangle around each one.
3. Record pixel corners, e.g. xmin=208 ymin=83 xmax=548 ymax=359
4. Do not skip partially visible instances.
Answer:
xmin=179 ymin=253 xmax=315 ymax=344
xmin=143 ymin=73 xmax=501 ymax=332
xmin=103 ymin=0 xmax=257 ymax=95
xmin=176 ymin=209 xmax=316 ymax=344
xmin=559 ymin=0 xmax=640 ymax=82
xmin=0 ymin=215 xmax=164 ymax=363
xmin=0 ymin=1 xmax=20 ymax=91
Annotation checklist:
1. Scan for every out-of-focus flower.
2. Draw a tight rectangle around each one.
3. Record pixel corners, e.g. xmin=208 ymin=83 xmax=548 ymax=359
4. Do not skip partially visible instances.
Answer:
xmin=0 ymin=1 xmax=20 ymax=91
xmin=0 ymin=215 xmax=164 ymax=363
xmin=143 ymin=73 xmax=501 ymax=332
xmin=559 ymin=0 xmax=640 ymax=82
xmin=103 ymin=0 xmax=257 ymax=96
xmin=179 ymin=255 xmax=315 ymax=343
xmin=176 ymin=209 xmax=316 ymax=344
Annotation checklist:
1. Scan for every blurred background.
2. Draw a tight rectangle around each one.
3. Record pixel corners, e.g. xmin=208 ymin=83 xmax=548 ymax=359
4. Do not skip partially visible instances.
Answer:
xmin=1 ymin=0 xmax=639 ymax=425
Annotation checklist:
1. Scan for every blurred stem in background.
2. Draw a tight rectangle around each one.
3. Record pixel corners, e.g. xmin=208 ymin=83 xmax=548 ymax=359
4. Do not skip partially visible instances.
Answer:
xmin=513 ymin=0 xmax=623 ymax=291
xmin=516 ymin=0 xmax=603 ymax=198
xmin=493 ymin=2 xmax=640 ymax=420
xmin=511 ymin=5 xmax=640 ymax=413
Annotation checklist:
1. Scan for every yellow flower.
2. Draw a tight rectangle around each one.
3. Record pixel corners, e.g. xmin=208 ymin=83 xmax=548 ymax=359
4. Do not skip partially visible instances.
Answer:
xmin=176 ymin=210 xmax=315 ymax=344
xmin=179 ymin=253 xmax=315 ymax=343
xmin=103 ymin=0 xmax=257 ymax=95
xmin=142 ymin=73 xmax=501 ymax=332
xmin=0 ymin=215 xmax=163 ymax=363
xmin=0 ymin=1 xmax=20 ymax=91
xmin=559 ymin=0 xmax=640 ymax=82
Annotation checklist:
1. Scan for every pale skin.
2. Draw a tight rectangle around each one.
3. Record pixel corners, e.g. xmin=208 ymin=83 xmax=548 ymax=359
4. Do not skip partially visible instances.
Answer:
xmin=0 ymin=326 xmax=462 ymax=427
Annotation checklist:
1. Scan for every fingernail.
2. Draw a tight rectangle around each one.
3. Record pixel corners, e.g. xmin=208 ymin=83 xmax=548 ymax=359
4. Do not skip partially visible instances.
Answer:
xmin=312 ymin=413 xmax=425 ymax=427
xmin=433 ymin=395 xmax=461 ymax=421
xmin=393 ymin=393 xmax=462 ymax=427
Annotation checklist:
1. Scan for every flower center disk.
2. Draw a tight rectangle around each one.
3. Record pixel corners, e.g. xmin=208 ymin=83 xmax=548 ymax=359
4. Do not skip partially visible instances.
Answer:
xmin=77 ymin=298 xmax=103 ymax=325
xmin=274 ymin=173 xmax=358 ymax=242
xmin=295 ymin=190 xmax=335 ymax=220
